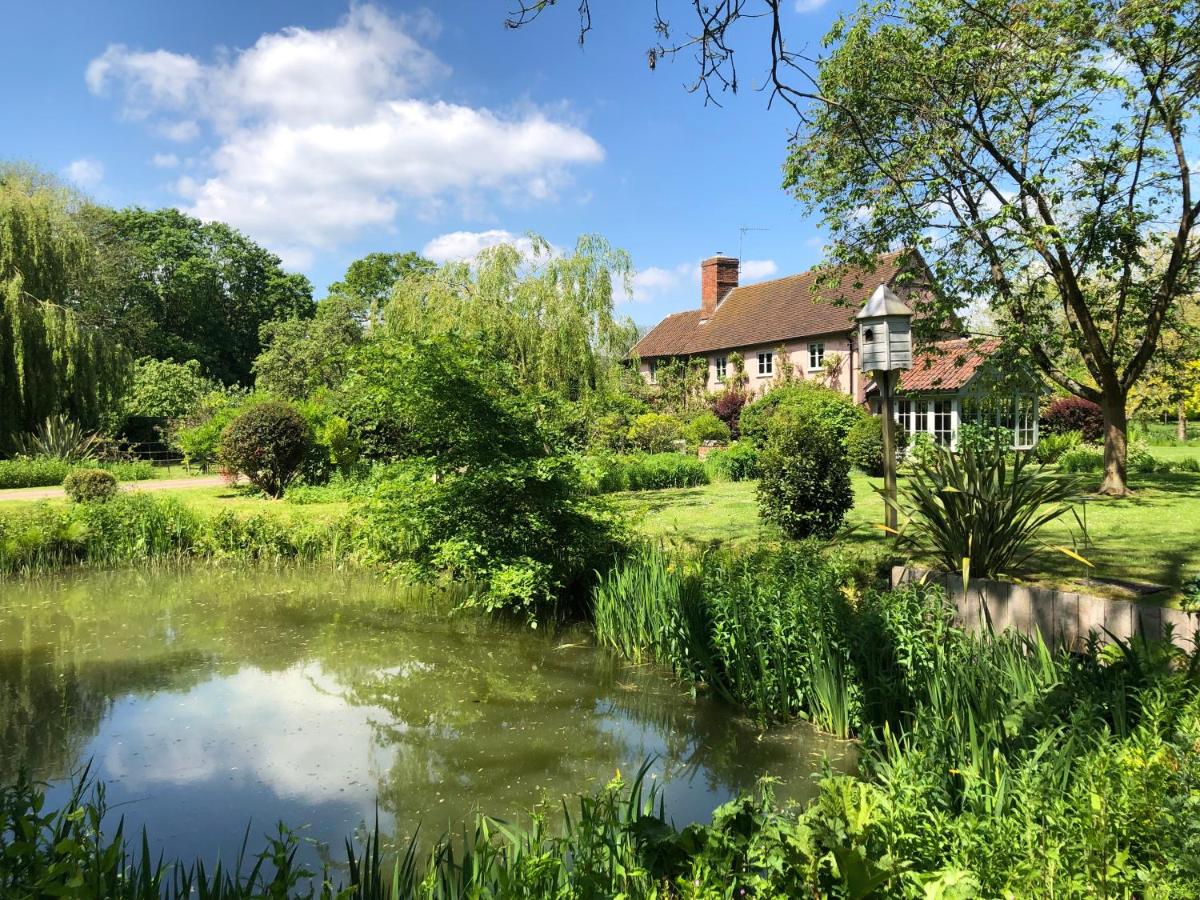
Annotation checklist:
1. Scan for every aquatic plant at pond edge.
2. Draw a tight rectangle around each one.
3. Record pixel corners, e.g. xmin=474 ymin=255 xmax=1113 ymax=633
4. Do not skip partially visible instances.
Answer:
xmin=0 ymin=493 xmax=356 ymax=575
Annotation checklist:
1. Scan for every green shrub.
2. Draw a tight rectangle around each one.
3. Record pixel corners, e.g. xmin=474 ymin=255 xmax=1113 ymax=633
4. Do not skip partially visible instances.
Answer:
xmin=1033 ymin=428 xmax=1082 ymax=464
xmin=119 ymin=356 xmax=217 ymax=419
xmin=955 ymin=422 xmax=1013 ymax=454
xmin=0 ymin=458 xmax=153 ymax=489
xmin=99 ymin=460 xmax=155 ymax=481
xmin=62 ymin=468 xmax=118 ymax=503
xmin=172 ymin=389 xmax=251 ymax=470
xmin=364 ymin=458 xmax=622 ymax=620
xmin=891 ymin=441 xmax=1085 ymax=578
xmin=219 ymin=401 xmax=312 ymax=498
xmin=704 ymin=441 xmax=759 ymax=481
xmin=682 ymin=410 xmax=730 ymax=445
xmin=1057 ymin=443 xmax=1103 ymax=473
xmin=739 ymin=381 xmax=865 ymax=447
xmin=0 ymin=457 xmax=71 ymax=488
xmin=622 ymin=453 xmax=709 ymax=491
xmin=844 ymin=415 xmax=907 ymax=476
xmin=1176 ymin=456 xmax=1200 ymax=473
xmin=626 ymin=412 xmax=683 ymax=453
xmin=757 ymin=417 xmax=852 ymax=539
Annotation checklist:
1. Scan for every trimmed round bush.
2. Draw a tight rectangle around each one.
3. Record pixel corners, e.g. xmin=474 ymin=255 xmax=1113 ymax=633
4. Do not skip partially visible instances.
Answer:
xmin=739 ymin=382 xmax=866 ymax=448
xmin=684 ymin=411 xmax=731 ymax=445
xmin=1042 ymin=396 xmax=1104 ymax=443
xmin=845 ymin=415 xmax=908 ymax=476
xmin=63 ymin=468 xmax=118 ymax=503
xmin=757 ymin=417 xmax=853 ymax=539
xmin=219 ymin=401 xmax=313 ymax=498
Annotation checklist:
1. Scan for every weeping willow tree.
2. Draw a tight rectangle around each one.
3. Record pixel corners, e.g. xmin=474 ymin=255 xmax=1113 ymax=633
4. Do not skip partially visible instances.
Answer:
xmin=384 ymin=235 xmax=639 ymax=404
xmin=0 ymin=166 xmax=130 ymax=450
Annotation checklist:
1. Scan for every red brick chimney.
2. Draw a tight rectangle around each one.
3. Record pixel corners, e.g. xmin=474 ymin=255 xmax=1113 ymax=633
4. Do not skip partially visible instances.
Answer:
xmin=700 ymin=254 xmax=739 ymax=319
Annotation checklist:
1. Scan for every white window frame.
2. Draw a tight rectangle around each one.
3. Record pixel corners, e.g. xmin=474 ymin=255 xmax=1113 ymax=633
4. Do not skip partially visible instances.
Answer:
xmin=757 ymin=351 xmax=774 ymax=377
xmin=808 ymin=342 xmax=825 ymax=371
xmin=1014 ymin=396 xmax=1037 ymax=449
xmin=932 ymin=399 xmax=954 ymax=446
xmin=715 ymin=355 xmax=727 ymax=381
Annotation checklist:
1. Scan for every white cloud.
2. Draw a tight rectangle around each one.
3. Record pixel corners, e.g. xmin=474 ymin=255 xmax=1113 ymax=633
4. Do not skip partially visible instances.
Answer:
xmin=64 ymin=157 xmax=104 ymax=188
xmin=618 ymin=262 xmax=693 ymax=304
xmin=159 ymin=120 xmax=200 ymax=142
xmin=151 ymin=152 xmax=179 ymax=168
xmin=795 ymin=0 xmax=829 ymax=11
xmin=422 ymin=229 xmax=553 ymax=263
xmin=87 ymin=5 xmax=603 ymax=266
xmin=86 ymin=45 xmax=204 ymax=113
xmin=618 ymin=257 xmax=778 ymax=304
xmin=740 ymin=259 xmax=778 ymax=281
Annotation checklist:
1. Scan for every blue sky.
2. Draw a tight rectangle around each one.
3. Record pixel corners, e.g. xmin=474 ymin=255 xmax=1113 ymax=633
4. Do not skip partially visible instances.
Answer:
xmin=2 ymin=1 xmax=850 ymax=326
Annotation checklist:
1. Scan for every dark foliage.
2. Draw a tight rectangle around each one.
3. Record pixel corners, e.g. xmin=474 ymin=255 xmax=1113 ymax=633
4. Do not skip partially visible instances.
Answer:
xmin=1041 ymin=396 xmax=1105 ymax=442
xmin=710 ymin=388 xmax=749 ymax=438
xmin=219 ymin=402 xmax=312 ymax=498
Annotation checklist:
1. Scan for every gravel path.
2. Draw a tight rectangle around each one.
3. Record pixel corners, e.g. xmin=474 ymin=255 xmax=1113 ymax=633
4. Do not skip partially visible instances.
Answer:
xmin=0 ymin=474 xmax=232 ymax=502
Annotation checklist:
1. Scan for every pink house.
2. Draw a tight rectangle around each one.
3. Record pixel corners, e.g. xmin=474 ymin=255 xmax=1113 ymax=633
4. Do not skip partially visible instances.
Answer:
xmin=633 ymin=251 xmax=1040 ymax=449
xmin=633 ymin=250 xmax=936 ymax=404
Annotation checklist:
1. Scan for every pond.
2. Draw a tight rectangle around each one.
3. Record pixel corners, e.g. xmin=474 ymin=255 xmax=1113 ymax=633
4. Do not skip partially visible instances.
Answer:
xmin=0 ymin=566 xmax=852 ymax=868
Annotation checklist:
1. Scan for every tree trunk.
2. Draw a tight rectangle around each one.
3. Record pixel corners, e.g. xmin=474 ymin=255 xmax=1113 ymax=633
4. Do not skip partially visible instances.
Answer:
xmin=1179 ymin=401 xmax=1189 ymax=443
xmin=1099 ymin=394 xmax=1130 ymax=496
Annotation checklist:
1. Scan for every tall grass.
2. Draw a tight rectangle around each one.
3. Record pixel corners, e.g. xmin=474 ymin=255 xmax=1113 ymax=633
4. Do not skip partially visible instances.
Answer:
xmin=1 ymin=762 xmax=667 ymax=899
xmin=592 ymin=543 xmax=909 ymax=736
xmin=591 ymin=541 xmax=1200 ymax=894
xmin=0 ymin=493 xmax=356 ymax=575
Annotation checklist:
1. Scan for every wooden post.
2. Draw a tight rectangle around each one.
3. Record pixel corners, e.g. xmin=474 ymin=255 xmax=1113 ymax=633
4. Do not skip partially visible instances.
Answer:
xmin=879 ymin=369 xmax=898 ymax=530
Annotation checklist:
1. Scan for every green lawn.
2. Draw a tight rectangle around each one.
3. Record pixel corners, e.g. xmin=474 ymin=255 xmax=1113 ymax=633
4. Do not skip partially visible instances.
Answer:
xmin=615 ymin=449 xmax=1200 ymax=603
xmin=1 ymin=483 xmax=350 ymax=525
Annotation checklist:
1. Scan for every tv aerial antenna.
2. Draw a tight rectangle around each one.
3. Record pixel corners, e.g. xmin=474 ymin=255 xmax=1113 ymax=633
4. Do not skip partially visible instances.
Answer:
xmin=738 ymin=225 xmax=770 ymax=261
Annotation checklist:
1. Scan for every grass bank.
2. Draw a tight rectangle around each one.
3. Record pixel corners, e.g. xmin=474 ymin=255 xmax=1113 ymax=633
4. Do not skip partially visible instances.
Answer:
xmin=615 ymin=461 xmax=1200 ymax=601
xmin=0 ymin=491 xmax=356 ymax=575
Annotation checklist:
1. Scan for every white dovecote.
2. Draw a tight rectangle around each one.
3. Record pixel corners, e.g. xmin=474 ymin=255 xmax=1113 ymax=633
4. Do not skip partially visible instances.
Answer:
xmin=856 ymin=284 xmax=913 ymax=373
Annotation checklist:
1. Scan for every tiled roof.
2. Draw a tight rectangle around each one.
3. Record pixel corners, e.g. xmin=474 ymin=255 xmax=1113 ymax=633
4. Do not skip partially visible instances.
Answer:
xmin=897 ymin=338 xmax=1002 ymax=393
xmin=632 ymin=251 xmax=921 ymax=358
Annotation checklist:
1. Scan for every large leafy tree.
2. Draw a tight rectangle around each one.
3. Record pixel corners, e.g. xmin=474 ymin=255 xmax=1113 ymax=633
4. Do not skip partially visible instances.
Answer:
xmin=326 ymin=250 xmax=435 ymax=320
xmin=94 ymin=208 xmax=314 ymax=384
xmin=383 ymin=234 xmax=638 ymax=406
xmin=253 ymin=295 xmax=364 ymax=399
xmin=510 ymin=0 xmax=1200 ymax=494
xmin=0 ymin=166 xmax=129 ymax=448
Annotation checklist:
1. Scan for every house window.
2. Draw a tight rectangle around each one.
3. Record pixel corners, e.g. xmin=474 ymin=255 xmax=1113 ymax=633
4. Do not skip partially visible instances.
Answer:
xmin=648 ymin=359 xmax=657 ymax=384
xmin=715 ymin=356 xmax=727 ymax=381
xmin=1015 ymin=396 xmax=1036 ymax=448
xmin=757 ymin=352 xmax=774 ymax=376
xmin=808 ymin=342 xmax=825 ymax=370
xmin=933 ymin=399 xmax=954 ymax=445
xmin=895 ymin=399 xmax=912 ymax=435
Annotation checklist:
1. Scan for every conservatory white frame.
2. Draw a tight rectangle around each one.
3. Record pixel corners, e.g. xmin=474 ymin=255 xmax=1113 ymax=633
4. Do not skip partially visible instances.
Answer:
xmin=892 ymin=393 xmax=1039 ymax=451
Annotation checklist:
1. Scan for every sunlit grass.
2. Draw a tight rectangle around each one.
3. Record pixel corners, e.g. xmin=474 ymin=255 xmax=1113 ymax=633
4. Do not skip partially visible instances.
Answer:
xmin=616 ymin=447 xmax=1200 ymax=603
